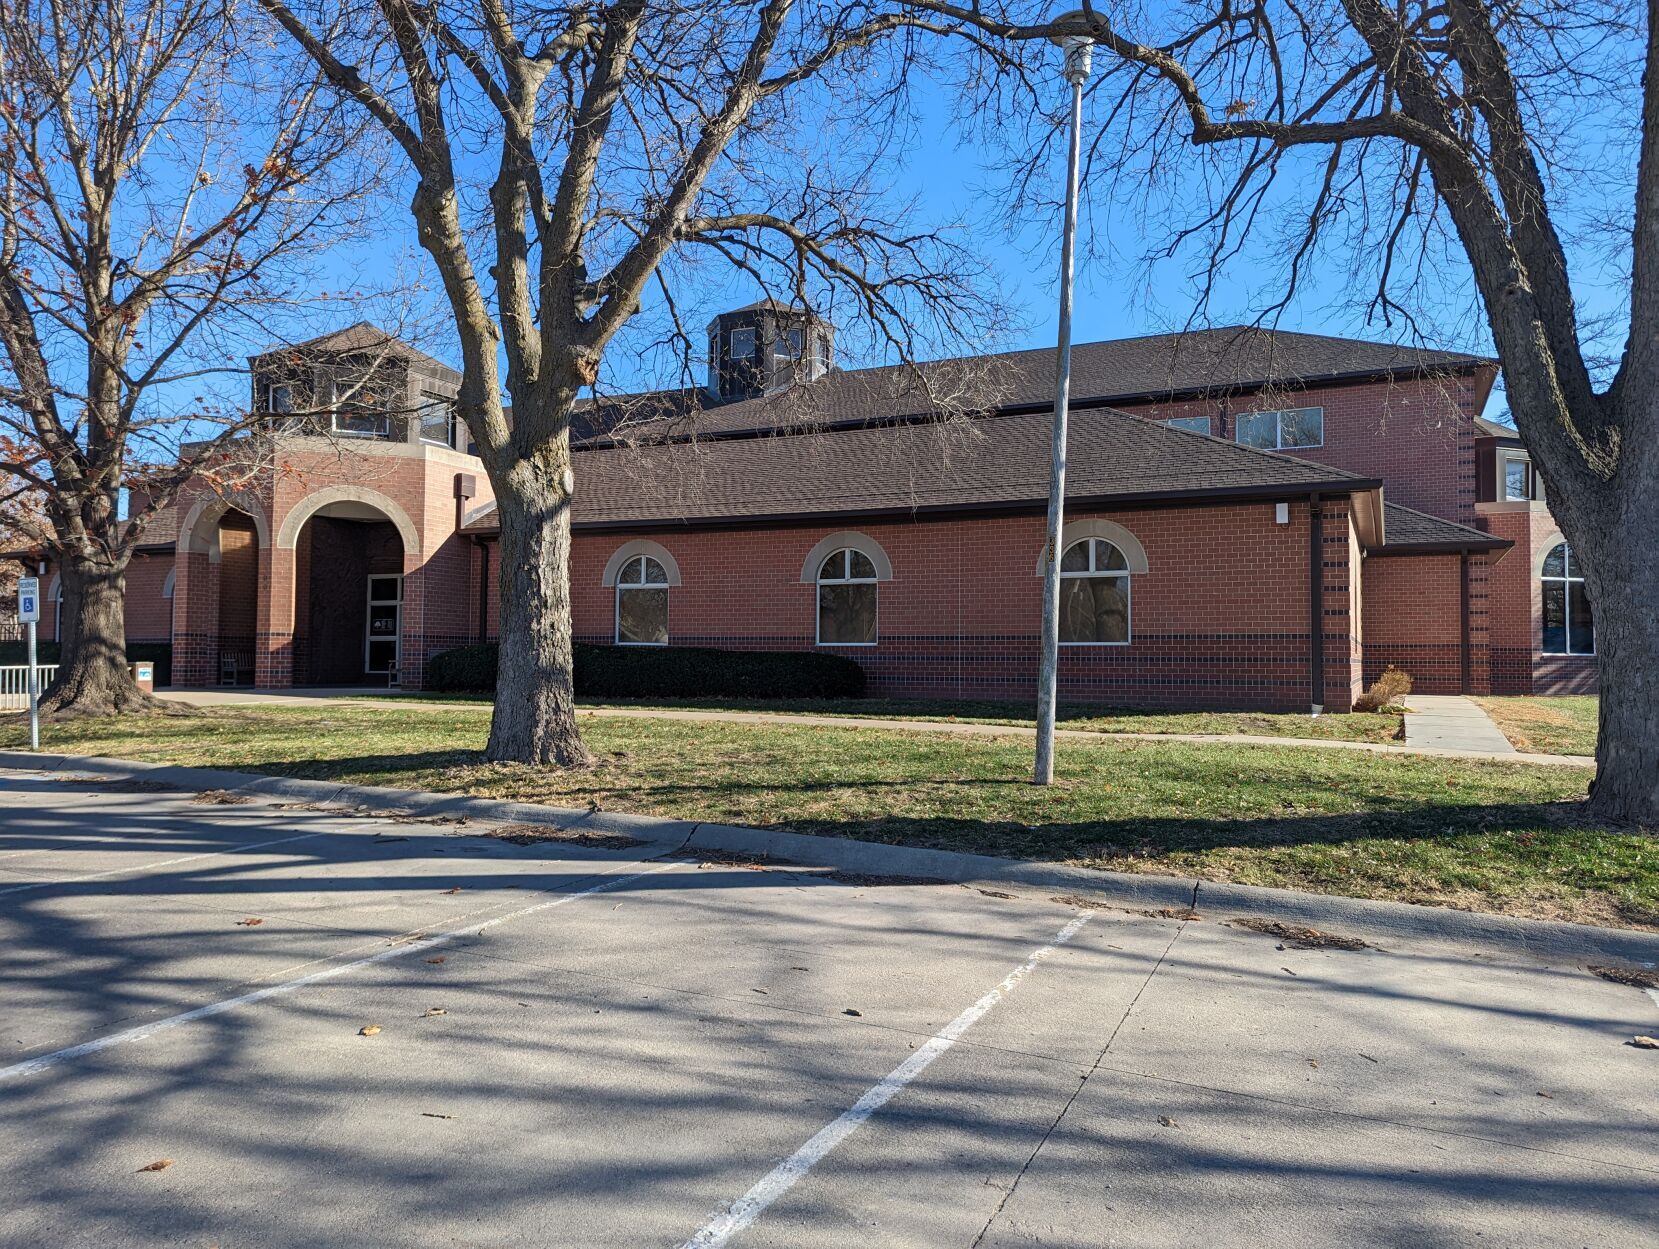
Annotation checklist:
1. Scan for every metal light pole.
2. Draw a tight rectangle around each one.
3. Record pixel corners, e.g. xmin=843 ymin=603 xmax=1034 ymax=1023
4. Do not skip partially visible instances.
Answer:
xmin=1034 ymin=23 xmax=1094 ymax=785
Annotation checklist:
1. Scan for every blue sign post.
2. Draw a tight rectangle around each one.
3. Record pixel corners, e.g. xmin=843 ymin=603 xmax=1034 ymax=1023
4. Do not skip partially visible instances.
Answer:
xmin=17 ymin=576 xmax=39 ymax=751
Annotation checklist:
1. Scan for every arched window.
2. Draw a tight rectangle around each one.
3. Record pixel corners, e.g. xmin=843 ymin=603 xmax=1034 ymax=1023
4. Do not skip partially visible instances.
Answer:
xmin=1541 ymin=543 xmax=1593 ymax=655
xmin=1060 ymin=538 xmax=1131 ymax=644
xmin=615 ymin=554 xmax=670 ymax=645
xmin=817 ymin=548 xmax=878 ymax=645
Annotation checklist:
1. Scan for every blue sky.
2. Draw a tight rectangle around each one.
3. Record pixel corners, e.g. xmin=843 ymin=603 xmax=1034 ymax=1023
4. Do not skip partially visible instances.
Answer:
xmin=220 ymin=37 xmax=1638 ymax=431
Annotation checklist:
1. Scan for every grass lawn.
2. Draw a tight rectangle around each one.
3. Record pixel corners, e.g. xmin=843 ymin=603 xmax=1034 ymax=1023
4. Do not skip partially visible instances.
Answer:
xmin=370 ymin=693 xmax=1406 ymax=745
xmin=1472 ymin=696 xmax=1599 ymax=757
xmin=5 ymin=704 xmax=1651 ymax=931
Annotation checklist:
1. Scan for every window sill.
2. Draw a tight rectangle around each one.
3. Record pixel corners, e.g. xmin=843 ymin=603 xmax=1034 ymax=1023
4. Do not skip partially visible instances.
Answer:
xmin=616 ymin=640 xmax=669 ymax=648
xmin=817 ymin=642 xmax=878 ymax=648
xmin=1060 ymin=641 xmax=1132 ymax=648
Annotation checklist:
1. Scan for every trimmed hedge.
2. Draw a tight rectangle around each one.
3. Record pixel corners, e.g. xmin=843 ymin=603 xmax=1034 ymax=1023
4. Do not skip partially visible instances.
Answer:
xmin=427 ymin=641 xmax=866 ymax=701
xmin=0 ymin=640 xmax=172 ymax=687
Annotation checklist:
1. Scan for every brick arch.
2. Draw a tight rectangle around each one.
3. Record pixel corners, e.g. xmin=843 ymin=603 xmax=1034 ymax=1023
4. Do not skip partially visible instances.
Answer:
xmin=601 ymin=539 xmax=682 ymax=587
xmin=175 ymin=493 xmax=272 ymax=557
xmin=1035 ymin=518 xmax=1150 ymax=575
xmin=1535 ymin=532 xmax=1569 ymax=577
xmin=275 ymin=486 xmax=420 ymax=554
xmin=799 ymin=531 xmax=894 ymax=583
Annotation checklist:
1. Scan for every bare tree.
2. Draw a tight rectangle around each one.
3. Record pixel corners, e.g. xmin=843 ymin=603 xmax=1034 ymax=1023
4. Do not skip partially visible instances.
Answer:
xmin=254 ymin=0 xmax=1001 ymax=766
xmin=0 ymin=0 xmax=376 ymax=715
xmin=913 ymin=0 xmax=1659 ymax=826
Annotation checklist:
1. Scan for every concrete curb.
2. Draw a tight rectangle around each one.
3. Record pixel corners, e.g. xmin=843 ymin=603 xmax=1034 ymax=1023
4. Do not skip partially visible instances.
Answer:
xmin=3 ymin=749 xmax=1655 ymax=967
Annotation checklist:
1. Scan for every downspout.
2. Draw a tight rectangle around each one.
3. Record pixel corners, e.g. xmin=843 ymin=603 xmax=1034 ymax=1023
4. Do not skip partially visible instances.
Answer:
xmin=1459 ymin=551 xmax=1472 ymax=693
xmin=1309 ymin=493 xmax=1325 ymax=714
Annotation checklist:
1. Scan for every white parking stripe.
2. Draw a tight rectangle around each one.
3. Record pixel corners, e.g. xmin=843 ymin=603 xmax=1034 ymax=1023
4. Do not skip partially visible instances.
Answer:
xmin=0 ymin=858 xmax=683 ymax=1083
xmin=679 ymin=912 xmax=1091 ymax=1249
xmin=0 ymin=831 xmax=326 ymax=896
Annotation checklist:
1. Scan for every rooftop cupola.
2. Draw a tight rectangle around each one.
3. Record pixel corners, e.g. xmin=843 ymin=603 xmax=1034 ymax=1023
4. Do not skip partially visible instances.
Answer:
xmin=706 ymin=300 xmax=833 ymax=403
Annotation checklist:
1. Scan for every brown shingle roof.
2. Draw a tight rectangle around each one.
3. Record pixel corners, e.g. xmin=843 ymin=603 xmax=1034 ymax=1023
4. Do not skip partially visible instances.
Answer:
xmin=1378 ymin=502 xmax=1509 ymax=552
xmin=465 ymin=406 xmax=1377 ymax=533
xmin=580 ymin=325 xmax=1494 ymax=445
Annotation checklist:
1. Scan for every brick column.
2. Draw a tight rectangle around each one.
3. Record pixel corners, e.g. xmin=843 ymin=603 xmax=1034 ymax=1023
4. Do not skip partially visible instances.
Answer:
xmin=171 ymin=550 xmax=219 ymax=687
xmin=256 ymin=545 xmax=296 ymax=688
xmin=1318 ymin=501 xmax=1362 ymax=713
xmin=397 ymin=549 xmax=426 ymax=691
xmin=1465 ymin=552 xmax=1493 ymax=694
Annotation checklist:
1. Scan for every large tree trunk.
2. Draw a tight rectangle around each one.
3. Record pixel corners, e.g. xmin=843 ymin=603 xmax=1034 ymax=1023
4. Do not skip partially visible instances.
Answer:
xmin=39 ymin=553 xmax=162 ymax=717
xmin=484 ymin=463 xmax=590 ymax=767
xmin=1582 ymin=534 xmax=1659 ymax=827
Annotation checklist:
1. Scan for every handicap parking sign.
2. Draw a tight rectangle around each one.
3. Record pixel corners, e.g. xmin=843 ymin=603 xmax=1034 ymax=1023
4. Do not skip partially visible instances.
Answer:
xmin=18 ymin=576 xmax=39 ymax=623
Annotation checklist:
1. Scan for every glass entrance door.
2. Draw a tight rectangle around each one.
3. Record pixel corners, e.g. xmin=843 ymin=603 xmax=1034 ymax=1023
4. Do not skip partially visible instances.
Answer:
xmin=365 ymin=575 xmax=402 ymax=678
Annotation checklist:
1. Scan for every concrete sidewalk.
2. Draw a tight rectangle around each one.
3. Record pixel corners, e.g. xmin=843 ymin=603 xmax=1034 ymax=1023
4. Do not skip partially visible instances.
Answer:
xmin=156 ymin=688 xmax=1595 ymax=768
xmin=1404 ymin=693 xmax=1520 ymax=754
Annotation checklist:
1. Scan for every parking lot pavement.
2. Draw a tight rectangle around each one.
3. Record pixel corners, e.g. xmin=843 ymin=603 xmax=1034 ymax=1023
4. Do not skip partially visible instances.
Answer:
xmin=2 ymin=770 xmax=1655 ymax=1248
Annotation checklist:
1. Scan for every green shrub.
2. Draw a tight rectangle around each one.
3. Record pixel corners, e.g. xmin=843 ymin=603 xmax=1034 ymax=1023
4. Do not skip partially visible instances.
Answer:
xmin=1355 ymin=665 xmax=1413 ymax=713
xmin=427 ymin=641 xmax=867 ymax=701
xmin=0 ymin=640 xmax=171 ymax=686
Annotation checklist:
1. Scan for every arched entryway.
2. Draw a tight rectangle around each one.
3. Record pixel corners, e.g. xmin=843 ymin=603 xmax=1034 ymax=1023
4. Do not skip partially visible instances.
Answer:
xmin=289 ymin=498 xmax=410 ymax=686
xmin=171 ymin=497 xmax=272 ymax=687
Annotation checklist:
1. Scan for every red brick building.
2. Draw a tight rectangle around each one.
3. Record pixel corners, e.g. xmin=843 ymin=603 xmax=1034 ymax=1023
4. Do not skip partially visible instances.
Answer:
xmin=38 ymin=313 xmax=1593 ymax=708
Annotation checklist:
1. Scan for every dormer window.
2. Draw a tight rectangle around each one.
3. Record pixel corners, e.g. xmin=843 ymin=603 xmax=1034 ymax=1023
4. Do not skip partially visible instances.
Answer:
xmin=418 ymin=394 xmax=456 ymax=448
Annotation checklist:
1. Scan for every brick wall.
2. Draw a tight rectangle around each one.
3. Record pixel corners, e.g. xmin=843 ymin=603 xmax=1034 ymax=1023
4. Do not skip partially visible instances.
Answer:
xmin=464 ymin=500 xmax=1350 ymax=711
xmin=1361 ymin=553 xmax=1466 ymax=692
xmin=1117 ymin=370 xmax=1485 ymax=523
xmin=123 ymin=553 xmax=173 ymax=644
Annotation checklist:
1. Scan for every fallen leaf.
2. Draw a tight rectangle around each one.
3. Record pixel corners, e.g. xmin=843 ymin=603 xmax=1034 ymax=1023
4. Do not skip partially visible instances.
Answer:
xmin=423 ymin=1007 xmax=447 ymax=1017
xmin=359 ymin=1025 xmax=382 ymax=1037
xmin=1632 ymin=1036 xmax=1659 ymax=1050
xmin=842 ymin=1008 xmax=862 ymax=1017
xmin=1157 ymin=1116 xmax=1178 ymax=1128
xmin=1359 ymin=1053 xmax=1379 ymax=1063
xmin=442 ymin=886 xmax=462 ymax=895
xmin=751 ymin=988 xmax=768 ymax=994
xmin=425 ymin=956 xmax=446 ymax=964
xmin=137 ymin=1159 xmax=173 ymax=1172
xmin=235 ymin=917 xmax=264 ymax=927
xmin=1282 ymin=967 xmax=1298 ymax=976
xmin=1307 ymin=1059 xmax=1319 ymax=1069
xmin=790 ymin=966 xmax=809 ymax=972
xmin=1537 ymin=1091 xmax=1554 ymax=1098
xmin=421 ymin=1112 xmax=454 ymax=1120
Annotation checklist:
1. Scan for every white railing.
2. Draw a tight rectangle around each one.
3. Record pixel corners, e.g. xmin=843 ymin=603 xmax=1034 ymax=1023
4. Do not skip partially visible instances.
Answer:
xmin=0 ymin=665 xmax=58 ymax=711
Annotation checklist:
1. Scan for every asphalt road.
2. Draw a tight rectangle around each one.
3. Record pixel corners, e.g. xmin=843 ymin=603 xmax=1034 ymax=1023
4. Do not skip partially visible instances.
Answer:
xmin=1 ymin=769 xmax=1655 ymax=1248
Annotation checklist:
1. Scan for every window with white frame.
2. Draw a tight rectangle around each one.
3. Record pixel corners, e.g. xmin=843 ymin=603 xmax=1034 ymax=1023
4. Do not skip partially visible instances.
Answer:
xmin=1235 ymin=406 xmax=1324 ymax=450
xmin=1541 ymin=543 xmax=1593 ymax=655
xmin=259 ymin=381 xmax=293 ymax=414
xmin=615 ymin=554 xmax=670 ymax=645
xmin=816 ymin=548 xmax=878 ymax=645
xmin=1164 ymin=415 xmax=1211 ymax=435
xmin=1060 ymin=538 xmax=1131 ymax=644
